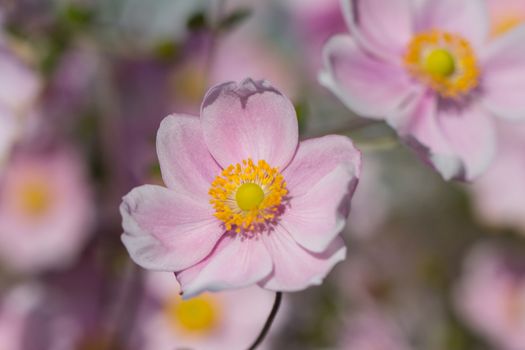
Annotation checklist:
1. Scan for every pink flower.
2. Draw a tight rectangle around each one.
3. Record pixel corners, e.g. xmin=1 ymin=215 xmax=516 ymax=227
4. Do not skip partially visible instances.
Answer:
xmin=320 ymin=0 xmax=525 ymax=180
xmin=0 ymin=148 xmax=94 ymax=273
xmin=487 ymin=0 xmax=525 ymax=37
xmin=0 ymin=46 xmax=41 ymax=165
xmin=136 ymin=272 xmax=287 ymax=350
xmin=340 ymin=311 xmax=413 ymax=350
xmin=121 ymin=79 xmax=361 ymax=298
xmin=470 ymin=122 xmax=525 ymax=232
xmin=454 ymin=243 xmax=525 ymax=350
xmin=0 ymin=284 xmax=43 ymax=349
xmin=285 ymin=0 xmax=347 ymax=76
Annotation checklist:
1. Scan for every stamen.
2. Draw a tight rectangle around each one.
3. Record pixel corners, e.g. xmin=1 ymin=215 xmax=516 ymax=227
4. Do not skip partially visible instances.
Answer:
xmin=209 ymin=159 xmax=287 ymax=233
xmin=404 ymin=30 xmax=479 ymax=98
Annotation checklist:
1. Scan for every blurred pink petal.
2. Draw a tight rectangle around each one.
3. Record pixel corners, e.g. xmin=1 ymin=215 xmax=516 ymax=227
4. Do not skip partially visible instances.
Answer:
xmin=454 ymin=243 xmax=525 ymax=350
xmin=320 ymin=35 xmax=421 ymax=119
xmin=342 ymin=0 xmax=414 ymax=60
xmin=480 ymin=28 xmax=525 ymax=120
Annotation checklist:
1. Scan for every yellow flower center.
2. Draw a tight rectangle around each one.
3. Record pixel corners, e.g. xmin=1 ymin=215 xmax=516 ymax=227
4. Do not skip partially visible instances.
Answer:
xmin=16 ymin=180 xmax=53 ymax=217
xmin=165 ymin=294 xmax=219 ymax=335
xmin=491 ymin=15 xmax=524 ymax=37
xmin=423 ymin=49 xmax=456 ymax=77
xmin=209 ymin=159 xmax=288 ymax=233
xmin=404 ymin=30 xmax=479 ymax=98
xmin=169 ymin=63 xmax=207 ymax=105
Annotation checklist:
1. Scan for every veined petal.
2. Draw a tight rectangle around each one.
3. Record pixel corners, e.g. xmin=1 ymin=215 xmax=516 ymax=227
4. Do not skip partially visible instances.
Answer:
xmin=176 ymin=234 xmax=273 ymax=298
xmin=201 ymin=79 xmax=298 ymax=170
xmin=259 ymin=231 xmax=346 ymax=292
xmin=121 ymin=185 xmax=223 ymax=272
xmin=156 ymin=114 xmax=221 ymax=198
xmin=282 ymin=136 xmax=360 ymax=252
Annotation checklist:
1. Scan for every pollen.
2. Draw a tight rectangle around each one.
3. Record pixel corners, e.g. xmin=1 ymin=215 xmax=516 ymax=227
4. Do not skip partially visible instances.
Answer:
xmin=165 ymin=294 xmax=219 ymax=334
xmin=17 ymin=180 xmax=53 ymax=217
xmin=209 ymin=159 xmax=287 ymax=233
xmin=404 ymin=30 xmax=479 ymax=98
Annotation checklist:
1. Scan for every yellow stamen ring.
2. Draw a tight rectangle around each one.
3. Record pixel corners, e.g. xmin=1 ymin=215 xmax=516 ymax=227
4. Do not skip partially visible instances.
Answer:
xmin=404 ymin=30 xmax=479 ymax=98
xmin=209 ymin=159 xmax=288 ymax=233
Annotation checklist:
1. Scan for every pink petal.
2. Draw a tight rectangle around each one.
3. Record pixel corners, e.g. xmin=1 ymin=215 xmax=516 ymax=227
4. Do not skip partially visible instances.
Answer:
xmin=201 ymin=79 xmax=298 ymax=170
xmin=281 ymin=137 xmax=360 ymax=252
xmin=480 ymin=27 xmax=525 ymax=120
xmin=436 ymin=102 xmax=496 ymax=181
xmin=401 ymin=91 xmax=496 ymax=181
xmin=121 ymin=185 xmax=223 ymax=271
xmin=320 ymin=35 xmax=421 ymax=119
xmin=0 ymin=51 xmax=41 ymax=113
xmin=176 ymin=234 xmax=273 ymax=298
xmin=399 ymin=92 xmax=464 ymax=180
xmin=341 ymin=0 xmax=414 ymax=60
xmin=259 ymin=230 xmax=346 ymax=292
xmin=415 ymin=0 xmax=489 ymax=50
xmin=156 ymin=114 xmax=221 ymax=198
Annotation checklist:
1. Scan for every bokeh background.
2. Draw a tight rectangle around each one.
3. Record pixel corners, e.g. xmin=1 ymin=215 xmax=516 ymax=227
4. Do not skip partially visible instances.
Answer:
xmin=1 ymin=0 xmax=525 ymax=349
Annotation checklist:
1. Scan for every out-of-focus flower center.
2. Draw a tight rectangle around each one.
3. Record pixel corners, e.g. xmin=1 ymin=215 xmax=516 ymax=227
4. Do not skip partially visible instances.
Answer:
xmin=16 ymin=180 xmax=53 ymax=217
xmin=491 ymin=15 xmax=524 ymax=37
xmin=404 ymin=30 xmax=479 ymax=98
xmin=169 ymin=63 xmax=207 ymax=105
xmin=165 ymin=294 xmax=219 ymax=334
xmin=209 ymin=158 xmax=287 ymax=233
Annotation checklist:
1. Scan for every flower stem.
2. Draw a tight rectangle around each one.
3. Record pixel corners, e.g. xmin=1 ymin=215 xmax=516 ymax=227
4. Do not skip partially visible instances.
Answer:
xmin=247 ymin=292 xmax=283 ymax=350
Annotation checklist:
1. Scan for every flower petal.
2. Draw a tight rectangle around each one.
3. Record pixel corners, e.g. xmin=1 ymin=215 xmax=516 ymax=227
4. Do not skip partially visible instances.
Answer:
xmin=415 ymin=0 xmax=489 ymax=50
xmin=176 ymin=234 xmax=273 ymax=298
xmin=156 ymin=114 xmax=221 ymax=198
xmin=436 ymin=102 xmax=496 ymax=181
xmin=121 ymin=185 xmax=223 ymax=271
xmin=480 ymin=27 xmax=525 ymax=120
xmin=320 ymin=35 xmax=421 ymax=119
xmin=281 ymin=136 xmax=360 ymax=252
xmin=400 ymin=92 xmax=495 ymax=181
xmin=398 ymin=92 xmax=465 ymax=180
xmin=201 ymin=79 xmax=298 ymax=169
xmin=342 ymin=0 xmax=414 ymax=60
xmin=259 ymin=230 xmax=346 ymax=292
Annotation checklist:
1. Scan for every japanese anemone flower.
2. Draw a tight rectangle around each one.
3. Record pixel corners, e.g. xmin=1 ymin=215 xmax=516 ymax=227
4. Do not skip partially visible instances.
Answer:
xmin=137 ymin=272 xmax=286 ymax=350
xmin=121 ymin=79 xmax=361 ymax=298
xmin=454 ymin=243 xmax=525 ymax=350
xmin=0 ymin=148 xmax=94 ymax=273
xmin=320 ymin=0 xmax=525 ymax=181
